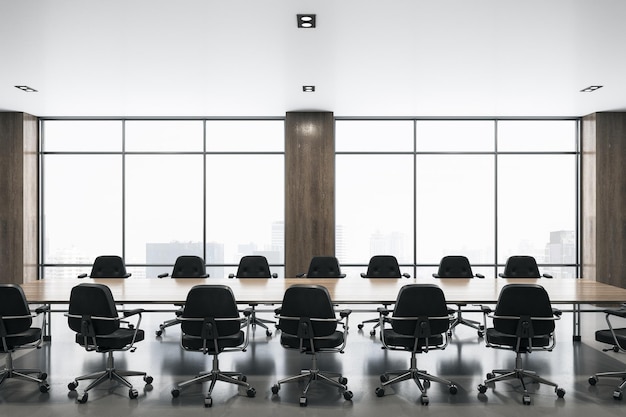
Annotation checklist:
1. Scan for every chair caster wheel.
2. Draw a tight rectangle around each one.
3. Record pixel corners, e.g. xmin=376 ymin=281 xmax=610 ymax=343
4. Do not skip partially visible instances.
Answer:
xmin=556 ymin=387 xmax=565 ymax=398
xmin=588 ymin=376 xmax=598 ymax=385
xmin=40 ymin=372 xmax=48 ymax=381
xmin=357 ymin=324 xmax=364 ymax=330
xmin=271 ymin=384 xmax=280 ymax=395
xmin=144 ymin=375 xmax=153 ymax=384
xmin=477 ymin=330 xmax=484 ymax=337
xmin=129 ymin=388 xmax=138 ymax=399
xmin=486 ymin=372 xmax=495 ymax=380
xmin=239 ymin=375 xmax=247 ymax=382
xmin=478 ymin=384 xmax=487 ymax=394
xmin=613 ymin=389 xmax=623 ymax=400
xmin=522 ymin=394 xmax=531 ymax=405
xmin=338 ymin=376 xmax=348 ymax=385
xmin=370 ymin=330 xmax=376 ymax=336
xmin=380 ymin=374 xmax=389 ymax=383
xmin=39 ymin=383 xmax=50 ymax=393
xmin=343 ymin=390 xmax=353 ymax=401
xmin=423 ymin=379 xmax=431 ymax=388
xmin=155 ymin=330 xmax=163 ymax=337
xmin=266 ymin=329 xmax=272 ymax=337
xmin=299 ymin=396 xmax=307 ymax=406
xmin=421 ymin=395 xmax=429 ymax=405
xmin=77 ymin=392 xmax=88 ymax=403
xmin=68 ymin=381 xmax=78 ymax=391
xmin=246 ymin=387 xmax=256 ymax=397
xmin=375 ymin=387 xmax=385 ymax=397
xmin=204 ymin=396 xmax=213 ymax=407
xmin=449 ymin=384 xmax=458 ymax=395
xmin=171 ymin=388 xmax=180 ymax=398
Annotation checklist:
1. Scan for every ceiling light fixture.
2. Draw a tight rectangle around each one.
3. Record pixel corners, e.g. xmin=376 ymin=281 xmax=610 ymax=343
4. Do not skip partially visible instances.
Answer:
xmin=15 ymin=85 xmax=38 ymax=92
xmin=302 ymin=85 xmax=315 ymax=92
xmin=297 ymin=14 xmax=316 ymax=28
xmin=580 ymin=85 xmax=603 ymax=92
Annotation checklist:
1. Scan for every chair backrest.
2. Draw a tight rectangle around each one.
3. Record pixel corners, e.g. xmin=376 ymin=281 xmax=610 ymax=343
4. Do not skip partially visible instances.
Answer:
xmin=68 ymin=283 xmax=119 ymax=335
xmin=363 ymin=255 xmax=402 ymax=278
xmin=181 ymin=285 xmax=241 ymax=337
xmin=493 ymin=284 xmax=555 ymax=336
xmin=278 ymin=285 xmax=337 ymax=337
xmin=89 ymin=255 xmax=130 ymax=278
xmin=306 ymin=256 xmax=344 ymax=278
xmin=391 ymin=284 xmax=450 ymax=337
xmin=433 ymin=255 xmax=475 ymax=278
xmin=171 ymin=255 xmax=208 ymax=278
xmin=0 ymin=284 xmax=32 ymax=335
xmin=500 ymin=255 xmax=541 ymax=278
xmin=234 ymin=255 xmax=273 ymax=278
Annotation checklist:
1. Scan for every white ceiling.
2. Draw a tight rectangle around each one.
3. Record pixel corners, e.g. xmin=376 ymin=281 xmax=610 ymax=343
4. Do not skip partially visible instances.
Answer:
xmin=1 ymin=0 xmax=625 ymax=118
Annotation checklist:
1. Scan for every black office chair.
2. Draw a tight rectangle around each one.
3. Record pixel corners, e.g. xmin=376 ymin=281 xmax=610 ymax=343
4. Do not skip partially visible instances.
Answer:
xmin=66 ymin=283 xmax=152 ymax=403
xmin=171 ymin=285 xmax=256 ymax=407
xmin=357 ymin=255 xmax=410 ymax=336
xmin=498 ymin=255 xmax=552 ymax=278
xmin=433 ymin=255 xmax=485 ymax=337
xmin=271 ymin=284 xmax=353 ymax=406
xmin=0 ymin=284 xmax=50 ymax=393
xmin=229 ymin=255 xmax=278 ymax=337
xmin=296 ymin=256 xmax=346 ymax=278
xmin=588 ymin=304 xmax=626 ymax=400
xmin=155 ymin=255 xmax=209 ymax=337
xmin=375 ymin=284 xmax=458 ymax=405
xmin=78 ymin=255 xmax=132 ymax=278
xmin=477 ymin=283 xmax=565 ymax=405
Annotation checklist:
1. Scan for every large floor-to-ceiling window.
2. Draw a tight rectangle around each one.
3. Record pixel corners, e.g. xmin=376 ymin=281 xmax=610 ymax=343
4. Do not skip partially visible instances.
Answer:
xmin=41 ymin=119 xmax=285 ymax=279
xmin=40 ymin=117 xmax=579 ymax=279
xmin=336 ymin=118 xmax=579 ymax=279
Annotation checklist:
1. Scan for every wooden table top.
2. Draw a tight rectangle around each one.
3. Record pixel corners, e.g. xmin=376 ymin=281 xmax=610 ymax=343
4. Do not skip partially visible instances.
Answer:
xmin=17 ymin=277 xmax=626 ymax=306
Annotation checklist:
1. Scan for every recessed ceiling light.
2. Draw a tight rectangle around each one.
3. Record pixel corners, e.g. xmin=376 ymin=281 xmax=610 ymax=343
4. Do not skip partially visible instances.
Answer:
xmin=297 ymin=14 xmax=316 ymax=28
xmin=15 ymin=85 xmax=38 ymax=92
xmin=580 ymin=85 xmax=603 ymax=92
xmin=302 ymin=85 xmax=315 ymax=92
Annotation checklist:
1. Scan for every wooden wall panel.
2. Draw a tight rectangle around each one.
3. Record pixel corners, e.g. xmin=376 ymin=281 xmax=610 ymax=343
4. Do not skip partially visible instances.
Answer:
xmin=0 ymin=112 xmax=39 ymax=284
xmin=582 ymin=112 xmax=626 ymax=288
xmin=284 ymin=112 xmax=335 ymax=277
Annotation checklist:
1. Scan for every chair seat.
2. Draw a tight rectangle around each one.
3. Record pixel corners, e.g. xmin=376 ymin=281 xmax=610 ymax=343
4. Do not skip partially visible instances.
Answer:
xmin=0 ymin=328 xmax=42 ymax=352
xmin=182 ymin=331 xmax=245 ymax=352
xmin=595 ymin=327 xmax=626 ymax=349
xmin=485 ymin=328 xmax=551 ymax=349
xmin=280 ymin=331 xmax=345 ymax=351
xmin=382 ymin=329 xmax=444 ymax=350
xmin=75 ymin=328 xmax=145 ymax=350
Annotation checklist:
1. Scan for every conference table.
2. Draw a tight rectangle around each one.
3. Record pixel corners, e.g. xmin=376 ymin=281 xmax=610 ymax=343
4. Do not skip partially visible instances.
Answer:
xmin=19 ymin=276 xmax=626 ymax=341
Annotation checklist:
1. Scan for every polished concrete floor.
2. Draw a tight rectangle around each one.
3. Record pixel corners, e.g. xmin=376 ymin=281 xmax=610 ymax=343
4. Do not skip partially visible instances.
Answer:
xmin=1 ymin=305 xmax=626 ymax=416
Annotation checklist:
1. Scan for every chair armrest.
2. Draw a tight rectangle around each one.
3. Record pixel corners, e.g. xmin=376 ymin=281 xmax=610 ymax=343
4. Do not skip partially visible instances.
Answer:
xmin=295 ymin=273 xmax=305 ymax=278
xmin=447 ymin=307 xmax=456 ymax=315
xmin=242 ymin=307 xmax=253 ymax=317
xmin=360 ymin=273 xmax=366 ymax=278
xmin=432 ymin=273 xmax=439 ymax=278
xmin=377 ymin=307 xmax=390 ymax=316
xmin=402 ymin=273 xmax=411 ymax=278
xmin=122 ymin=308 xmax=144 ymax=318
xmin=498 ymin=273 xmax=505 ymax=278
xmin=228 ymin=273 xmax=235 ymax=278
xmin=124 ymin=273 xmax=132 ymax=278
xmin=77 ymin=273 xmax=88 ymax=278
xmin=339 ymin=274 xmax=346 ymax=278
xmin=274 ymin=307 xmax=282 ymax=315
xmin=339 ymin=309 xmax=352 ymax=318
xmin=552 ymin=308 xmax=562 ymax=317
xmin=481 ymin=305 xmax=493 ymax=314
xmin=271 ymin=273 xmax=278 ymax=278
xmin=542 ymin=273 xmax=553 ymax=279
xmin=157 ymin=273 xmax=169 ymax=278
xmin=475 ymin=273 xmax=485 ymax=279
xmin=604 ymin=307 xmax=626 ymax=318
xmin=34 ymin=305 xmax=50 ymax=315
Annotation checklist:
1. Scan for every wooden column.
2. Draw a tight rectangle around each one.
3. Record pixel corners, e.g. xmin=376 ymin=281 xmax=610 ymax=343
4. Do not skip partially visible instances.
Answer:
xmin=0 ymin=112 xmax=39 ymax=284
xmin=284 ymin=112 xmax=335 ymax=277
xmin=582 ymin=112 xmax=626 ymax=288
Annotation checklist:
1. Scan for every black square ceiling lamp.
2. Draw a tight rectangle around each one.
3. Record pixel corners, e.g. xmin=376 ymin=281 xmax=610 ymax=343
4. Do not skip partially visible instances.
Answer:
xmin=302 ymin=85 xmax=315 ymax=92
xmin=580 ymin=85 xmax=603 ymax=92
xmin=297 ymin=14 xmax=316 ymax=28
xmin=15 ymin=85 xmax=38 ymax=92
